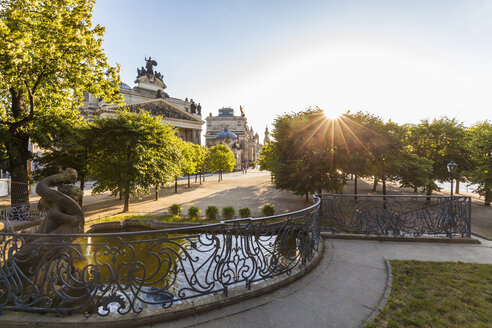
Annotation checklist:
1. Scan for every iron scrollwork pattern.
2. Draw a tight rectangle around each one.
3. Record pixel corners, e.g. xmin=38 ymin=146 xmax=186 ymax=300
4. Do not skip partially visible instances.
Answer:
xmin=0 ymin=200 xmax=320 ymax=317
xmin=0 ymin=203 xmax=41 ymax=222
xmin=317 ymin=194 xmax=471 ymax=237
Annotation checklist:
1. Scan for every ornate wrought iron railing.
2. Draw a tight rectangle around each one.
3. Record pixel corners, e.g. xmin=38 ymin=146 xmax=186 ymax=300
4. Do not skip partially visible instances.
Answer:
xmin=0 ymin=202 xmax=41 ymax=222
xmin=0 ymin=199 xmax=320 ymax=317
xmin=317 ymin=194 xmax=471 ymax=237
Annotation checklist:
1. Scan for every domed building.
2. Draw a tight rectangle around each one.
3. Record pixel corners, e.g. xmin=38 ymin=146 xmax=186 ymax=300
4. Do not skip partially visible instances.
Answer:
xmin=205 ymin=107 xmax=260 ymax=170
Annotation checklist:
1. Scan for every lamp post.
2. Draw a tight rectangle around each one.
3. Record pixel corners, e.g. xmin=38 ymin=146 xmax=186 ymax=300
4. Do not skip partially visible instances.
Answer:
xmin=447 ymin=160 xmax=458 ymax=196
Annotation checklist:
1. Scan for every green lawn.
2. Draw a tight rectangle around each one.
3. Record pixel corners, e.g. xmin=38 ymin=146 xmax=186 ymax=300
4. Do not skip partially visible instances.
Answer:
xmin=85 ymin=214 xmax=222 ymax=226
xmin=368 ymin=260 xmax=492 ymax=328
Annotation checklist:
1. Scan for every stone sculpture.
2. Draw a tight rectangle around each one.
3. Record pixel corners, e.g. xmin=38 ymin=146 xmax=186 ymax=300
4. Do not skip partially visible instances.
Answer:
xmin=145 ymin=56 xmax=157 ymax=74
xmin=190 ymin=100 xmax=197 ymax=114
xmin=36 ymin=168 xmax=84 ymax=234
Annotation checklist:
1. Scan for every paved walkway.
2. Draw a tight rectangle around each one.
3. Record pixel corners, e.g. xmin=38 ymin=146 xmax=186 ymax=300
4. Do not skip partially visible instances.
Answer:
xmin=152 ymin=237 xmax=492 ymax=328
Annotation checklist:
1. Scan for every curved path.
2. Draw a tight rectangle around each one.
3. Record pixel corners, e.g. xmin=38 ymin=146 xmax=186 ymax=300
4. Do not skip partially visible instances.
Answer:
xmin=153 ymin=237 xmax=492 ymax=328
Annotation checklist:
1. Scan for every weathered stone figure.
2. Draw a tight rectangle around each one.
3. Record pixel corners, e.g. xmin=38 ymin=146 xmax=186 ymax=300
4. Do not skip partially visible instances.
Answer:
xmin=145 ymin=56 xmax=157 ymax=74
xmin=36 ymin=168 xmax=84 ymax=234
xmin=190 ymin=100 xmax=197 ymax=114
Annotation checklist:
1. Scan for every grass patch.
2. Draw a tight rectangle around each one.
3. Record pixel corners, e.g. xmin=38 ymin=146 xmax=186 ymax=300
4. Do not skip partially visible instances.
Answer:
xmin=85 ymin=214 xmax=222 ymax=226
xmin=368 ymin=260 xmax=492 ymax=328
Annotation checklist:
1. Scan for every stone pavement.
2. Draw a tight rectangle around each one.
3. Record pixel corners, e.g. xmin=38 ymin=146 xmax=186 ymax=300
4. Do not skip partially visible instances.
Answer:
xmin=151 ymin=237 xmax=492 ymax=328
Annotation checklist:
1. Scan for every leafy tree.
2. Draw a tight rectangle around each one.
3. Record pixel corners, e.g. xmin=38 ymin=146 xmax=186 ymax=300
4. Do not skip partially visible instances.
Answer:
xmin=206 ymin=144 xmax=235 ymax=182
xmin=0 ymin=0 xmax=121 ymax=204
xmin=178 ymin=140 xmax=197 ymax=188
xmin=465 ymin=122 xmax=492 ymax=206
xmin=259 ymin=144 xmax=275 ymax=172
xmin=90 ymin=110 xmax=182 ymax=212
xmin=33 ymin=119 xmax=93 ymax=205
xmin=192 ymin=144 xmax=208 ymax=184
xmin=408 ymin=118 xmax=468 ymax=195
xmin=269 ymin=108 xmax=346 ymax=200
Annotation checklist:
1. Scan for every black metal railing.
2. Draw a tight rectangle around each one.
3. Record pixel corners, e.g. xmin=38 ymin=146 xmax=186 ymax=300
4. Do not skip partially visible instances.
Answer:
xmin=317 ymin=194 xmax=471 ymax=237
xmin=0 ymin=199 xmax=320 ymax=317
xmin=0 ymin=202 xmax=41 ymax=222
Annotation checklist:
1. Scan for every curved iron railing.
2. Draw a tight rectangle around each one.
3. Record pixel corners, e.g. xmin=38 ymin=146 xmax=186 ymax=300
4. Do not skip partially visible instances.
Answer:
xmin=0 ymin=198 xmax=320 ymax=317
xmin=317 ymin=194 xmax=471 ymax=237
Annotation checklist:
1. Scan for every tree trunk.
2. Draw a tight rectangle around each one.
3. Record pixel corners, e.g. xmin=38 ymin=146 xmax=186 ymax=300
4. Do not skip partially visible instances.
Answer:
xmin=354 ymin=174 xmax=358 ymax=201
xmin=455 ymin=179 xmax=460 ymax=194
xmin=175 ymin=177 xmax=178 ymax=193
xmin=7 ymin=135 xmax=30 ymax=205
xmin=485 ymin=187 xmax=491 ymax=207
xmin=188 ymin=174 xmax=190 ymax=188
xmin=372 ymin=176 xmax=378 ymax=192
xmin=155 ymin=185 xmax=159 ymax=200
xmin=382 ymin=177 xmax=387 ymax=195
xmin=6 ymin=90 xmax=31 ymax=206
xmin=413 ymin=187 xmax=418 ymax=193
xmin=218 ymin=171 xmax=221 ymax=182
xmin=195 ymin=173 xmax=198 ymax=183
xmin=79 ymin=176 xmax=85 ymax=206
xmin=305 ymin=192 xmax=308 ymax=202
xmin=123 ymin=187 xmax=130 ymax=212
xmin=199 ymin=172 xmax=202 ymax=185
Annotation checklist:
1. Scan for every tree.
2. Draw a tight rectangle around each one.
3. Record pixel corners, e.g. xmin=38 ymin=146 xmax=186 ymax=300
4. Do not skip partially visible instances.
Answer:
xmin=0 ymin=0 xmax=122 ymax=205
xmin=269 ymin=108 xmax=346 ymax=200
xmin=32 ymin=118 xmax=93 ymax=205
xmin=465 ymin=122 xmax=492 ymax=206
xmin=90 ymin=110 xmax=182 ymax=212
xmin=192 ymin=144 xmax=208 ymax=184
xmin=408 ymin=118 xmax=468 ymax=195
xmin=206 ymin=145 xmax=235 ymax=181
xmin=178 ymin=139 xmax=196 ymax=189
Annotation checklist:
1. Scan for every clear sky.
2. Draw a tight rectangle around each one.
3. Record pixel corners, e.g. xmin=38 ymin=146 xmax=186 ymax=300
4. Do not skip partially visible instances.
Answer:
xmin=92 ymin=0 xmax=492 ymax=141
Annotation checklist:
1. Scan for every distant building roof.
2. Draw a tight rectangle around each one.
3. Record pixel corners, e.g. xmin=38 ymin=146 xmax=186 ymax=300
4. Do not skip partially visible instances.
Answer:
xmin=119 ymin=81 xmax=132 ymax=90
xmin=215 ymin=128 xmax=238 ymax=139
xmin=218 ymin=107 xmax=234 ymax=117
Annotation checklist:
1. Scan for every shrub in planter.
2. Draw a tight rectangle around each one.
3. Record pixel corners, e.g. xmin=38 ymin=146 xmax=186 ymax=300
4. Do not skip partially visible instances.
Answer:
xmin=169 ymin=204 xmax=182 ymax=216
xmin=205 ymin=206 xmax=219 ymax=220
xmin=261 ymin=204 xmax=275 ymax=216
xmin=238 ymin=207 xmax=251 ymax=218
xmin=222 ymin=206 xmax=235 ymax=219
xmin=188 ymin=206 xmax=201 ymax=220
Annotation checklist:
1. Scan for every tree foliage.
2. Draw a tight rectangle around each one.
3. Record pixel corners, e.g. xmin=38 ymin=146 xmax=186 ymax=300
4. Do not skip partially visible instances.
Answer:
xmin=0 ymin=0 xmax=122 ymax=204
xmin=90 ymin=110 xmax=182 ymax=212
xmin=408 ymin=117 xmax=468 ymax=195
xmin=206 ymin=144 xmax=235 ymax=181
xmin=263 ymin=108 xmax=475 ymax=199
xmin=465 ymin=121 xmax=492 ymax=206
xmin=33 ymin=118 xmax=93 ymax=205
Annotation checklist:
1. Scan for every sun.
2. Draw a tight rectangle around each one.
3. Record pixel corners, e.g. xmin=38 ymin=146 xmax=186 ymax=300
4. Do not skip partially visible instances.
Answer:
xmin=322 ymin=108 xmax=346 ymax=120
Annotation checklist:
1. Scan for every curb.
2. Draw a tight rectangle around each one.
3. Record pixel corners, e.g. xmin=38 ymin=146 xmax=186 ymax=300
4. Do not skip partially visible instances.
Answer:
xmin=320 ymin=232 xmax=481 ymax=244
xmin=471 ymin=232 xmax=492 ymax=241
xmin=361 ymin=259 xmax=393 ymax=327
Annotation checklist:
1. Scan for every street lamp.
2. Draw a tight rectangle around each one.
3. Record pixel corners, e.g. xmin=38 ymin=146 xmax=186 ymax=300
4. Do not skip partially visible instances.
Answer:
xmin=447 ymin=160 xmax=458 ymax=196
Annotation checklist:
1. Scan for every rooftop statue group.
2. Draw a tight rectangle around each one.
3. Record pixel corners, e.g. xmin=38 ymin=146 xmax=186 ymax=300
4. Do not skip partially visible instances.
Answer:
xmin=137 ymin=56 xmax=164 ymax=80
xmin=190 ymin=99 xmax=202 ymax=115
